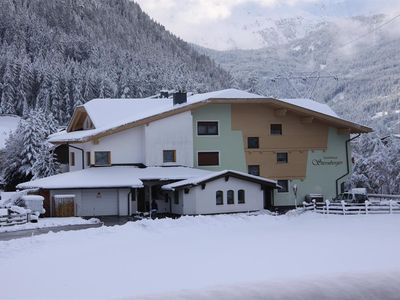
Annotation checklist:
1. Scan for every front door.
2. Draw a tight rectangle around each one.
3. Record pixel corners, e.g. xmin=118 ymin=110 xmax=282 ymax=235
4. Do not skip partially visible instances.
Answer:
xmin=264 ymin=189 xmax=274 ymax=210
xmin=137 ymin=188 xmax=146 ymax=212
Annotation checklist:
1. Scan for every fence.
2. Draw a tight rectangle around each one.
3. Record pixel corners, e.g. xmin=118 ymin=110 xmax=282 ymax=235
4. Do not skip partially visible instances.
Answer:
xmin=0 ymin=209 xmax=29 ymax=226
xmin=303 ymin=199 xmax=400 ymax=215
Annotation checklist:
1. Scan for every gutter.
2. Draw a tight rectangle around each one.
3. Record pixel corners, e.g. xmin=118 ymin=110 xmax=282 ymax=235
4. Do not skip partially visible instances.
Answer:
xmin=67 ymin=144 xmax=85 ymax=170
xmin=335 ymin=133 xmax=361 ymax=196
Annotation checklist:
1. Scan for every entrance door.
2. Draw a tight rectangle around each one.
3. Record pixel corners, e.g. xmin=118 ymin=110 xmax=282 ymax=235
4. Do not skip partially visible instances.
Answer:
xmin=264 ymin=189 xmax=274 ymax=210
xmin=137 ymin=188 xmax=146 ymax=212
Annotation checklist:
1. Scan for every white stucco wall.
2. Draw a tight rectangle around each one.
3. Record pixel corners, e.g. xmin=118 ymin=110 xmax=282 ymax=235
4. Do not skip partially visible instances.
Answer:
xmin=182 ymin=177 xmax=264 ymax=215
xmin=144 ymin=111 xmax=193 ymax=167
xmin=68 ymin=126 xmax=145 ymax=171
xmin=49 ymin=188 xmax=131 ymax=216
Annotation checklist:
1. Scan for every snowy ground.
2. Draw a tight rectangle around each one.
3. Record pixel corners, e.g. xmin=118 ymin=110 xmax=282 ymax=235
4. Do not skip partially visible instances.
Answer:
xmin=0 ymin=217 xmax=100 ymax=233
xmin=1 ymin=213 xmax=400 ymax=299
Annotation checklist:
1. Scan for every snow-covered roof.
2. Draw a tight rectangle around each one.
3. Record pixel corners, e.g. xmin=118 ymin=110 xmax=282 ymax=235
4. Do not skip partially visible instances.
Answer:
xmin=0 ymin=115 xmax=20 ymax=149
xmin=278 ymin=98 xmax=339 ymax=118
xmin=17 ymin=166 xmax=212 ymax=190
xmin=162 ymin=169 xmax=278 ymax=191
xmin=48 ymin=88 xmax=370 ymax=143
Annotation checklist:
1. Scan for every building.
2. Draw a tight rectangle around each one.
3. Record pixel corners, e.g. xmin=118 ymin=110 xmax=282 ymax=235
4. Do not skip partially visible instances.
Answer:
xmin=18 ymin=89 xmax=371 ymax=216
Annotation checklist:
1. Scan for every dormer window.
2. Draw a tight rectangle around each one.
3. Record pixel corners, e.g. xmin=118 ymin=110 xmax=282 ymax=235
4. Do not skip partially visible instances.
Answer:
xmin=83 ymin=117 xmax=94 ymax=130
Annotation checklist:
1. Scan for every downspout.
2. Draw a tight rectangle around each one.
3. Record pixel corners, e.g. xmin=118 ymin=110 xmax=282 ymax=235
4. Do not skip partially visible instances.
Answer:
xmin=68 ymin=144 xmax=85 ymax=170
xmin=335 ymin=133 xmax=361 ymax=196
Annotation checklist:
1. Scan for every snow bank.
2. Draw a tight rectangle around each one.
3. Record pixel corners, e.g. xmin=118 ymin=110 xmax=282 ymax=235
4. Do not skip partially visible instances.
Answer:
xmin=0 ymin=217 xmax=100 ymax=233
xmin=1 ymin=213 xmax=400 ymax=299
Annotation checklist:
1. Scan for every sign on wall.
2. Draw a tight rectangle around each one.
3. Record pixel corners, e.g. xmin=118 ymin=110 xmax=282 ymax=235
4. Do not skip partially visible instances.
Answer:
xmin=312 ymin=156 xmax=344 ymax=167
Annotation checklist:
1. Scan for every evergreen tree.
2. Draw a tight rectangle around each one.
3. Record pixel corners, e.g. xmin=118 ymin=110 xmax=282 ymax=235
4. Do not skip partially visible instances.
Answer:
xmin=1 ymin=63 xmax=17 ymax=114
xmin=32 ymin=146 xmax=60 ymax=180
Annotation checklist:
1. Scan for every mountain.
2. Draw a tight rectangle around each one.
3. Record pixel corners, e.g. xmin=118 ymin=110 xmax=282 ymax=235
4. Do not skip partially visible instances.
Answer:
xmin=199 ymin=14 xmax=400 ymax=134
xmin=0 ymin=0 xmax=233 ymax=124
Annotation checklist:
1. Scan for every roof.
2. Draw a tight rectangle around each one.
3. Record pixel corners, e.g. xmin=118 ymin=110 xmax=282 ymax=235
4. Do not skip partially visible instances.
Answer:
xmin=17 ymin=166 xmax=213 ymax=190
xmin=0 ymin=115 xmax=20 ymax=149
xmin=48 ymin=88 xmax=372 ymax=143
xmin=162 ymin=170 xmax=278 ymax=191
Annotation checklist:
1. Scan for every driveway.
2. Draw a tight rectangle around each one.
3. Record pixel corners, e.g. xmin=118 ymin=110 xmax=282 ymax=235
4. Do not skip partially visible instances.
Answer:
xmin=0 ymin=223 xmax=103 ymax=241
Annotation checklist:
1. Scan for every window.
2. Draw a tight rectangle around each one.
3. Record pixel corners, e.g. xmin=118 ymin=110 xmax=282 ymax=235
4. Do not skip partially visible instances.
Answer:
xmin=247 ymin=137 xmax=259 ymax=149
xmin=163 ymin=150 xmax=176 ymax=163
xmin=216 ymin=190 xmax=223 ymax=205
xmin=277 ymin=152 xmax=288 ymax=164
xmin=238 ymin=190 xmax=245 ymax=204
xmin=70 ymin=152 xmax=75 ymax=166
xmin=227 ymin=190 xmax=234 ymax=205
xmin=248 ymin=165 xmax=260 ymax=176
xmin=270 ymin=124 xmax=282 ymax=135
xmin=94 ymin=151 xmax=111 ymax=166
xmin=197 ymin=121 xmax=218 ymax=135
xmin=86 ymin=152 xmax=91 ymax=166
xmin=198 ymin=152 xmax=219 ymax=166
xmin=174 ymin=191 xmax=179 ymax=205
xmin=277 ymin=180 xmax=289 ymax=193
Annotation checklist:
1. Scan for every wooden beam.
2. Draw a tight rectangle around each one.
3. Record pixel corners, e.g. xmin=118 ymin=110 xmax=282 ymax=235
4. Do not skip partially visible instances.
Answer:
xmin=274 ymin=108 xmax=287 ymax=117
xmin=300 ymin=116 xmax=314 ymax=124
xmin=337 ymin=128 xmax=351 ymax=135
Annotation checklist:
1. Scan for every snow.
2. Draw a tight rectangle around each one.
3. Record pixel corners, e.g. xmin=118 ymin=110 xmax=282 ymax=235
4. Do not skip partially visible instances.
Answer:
xmin=279 ymin=98 xmax=339 ymax=118
xmin=17 ymin=166 xmax=212 ymax=190
xmin=0 ymin=114 xmax=20 ymax=149
xmin=1 ymin=213 xmax=400 ymax=299
xmin=162 ymin=169 xmax=277 ymax=190
xmin=48 ymin=88 xmax=359 ymax=143
xmin=0 ymin=217 xmax=99 ymax=233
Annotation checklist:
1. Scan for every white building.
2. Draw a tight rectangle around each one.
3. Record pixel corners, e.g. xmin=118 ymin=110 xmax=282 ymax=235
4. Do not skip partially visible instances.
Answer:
xmin=17 ymin=89 xmax=370 ymax=217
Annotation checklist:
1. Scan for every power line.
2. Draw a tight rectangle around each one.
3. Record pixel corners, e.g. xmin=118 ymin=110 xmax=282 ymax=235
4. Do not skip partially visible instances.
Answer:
xmin=338 ymin=13 xmax=400 ymax=49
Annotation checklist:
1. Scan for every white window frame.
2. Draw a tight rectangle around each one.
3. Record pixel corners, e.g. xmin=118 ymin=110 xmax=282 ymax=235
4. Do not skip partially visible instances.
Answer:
xmin=196 ymin=120 xmax=220 ymax=137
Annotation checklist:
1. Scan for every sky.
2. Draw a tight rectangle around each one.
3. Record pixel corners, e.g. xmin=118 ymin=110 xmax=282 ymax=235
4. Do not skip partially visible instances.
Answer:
xmin=134 ymin=0 xmax=400 ymax=50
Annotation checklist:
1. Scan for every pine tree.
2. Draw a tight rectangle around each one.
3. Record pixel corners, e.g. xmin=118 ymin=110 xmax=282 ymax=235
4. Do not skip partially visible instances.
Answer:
xmin=1 ymin=63 xmax=17 ymax=114
xmin=2 ymin=124 xmax=30 ymax=191
xmin=32 ymin=146 xmax=60 ymax=180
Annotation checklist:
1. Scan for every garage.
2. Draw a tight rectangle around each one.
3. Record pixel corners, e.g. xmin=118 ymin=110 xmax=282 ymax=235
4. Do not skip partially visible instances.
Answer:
xmin=79 ymin=189 xmax=119 ymax=216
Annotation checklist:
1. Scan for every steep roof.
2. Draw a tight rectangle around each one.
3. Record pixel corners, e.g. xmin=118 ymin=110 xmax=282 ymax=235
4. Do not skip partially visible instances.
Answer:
xmin=17 ymin=166 xmax=212 ymax=190
xmin=48 ymin=88 xmax=371 ymax=143
xmin=162 ymin=169 xmax=278 ymax=191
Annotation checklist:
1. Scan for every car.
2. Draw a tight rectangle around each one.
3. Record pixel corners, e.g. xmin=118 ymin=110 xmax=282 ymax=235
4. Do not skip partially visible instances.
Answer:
xmin=333 ymin=188 xmax=368 ymax=203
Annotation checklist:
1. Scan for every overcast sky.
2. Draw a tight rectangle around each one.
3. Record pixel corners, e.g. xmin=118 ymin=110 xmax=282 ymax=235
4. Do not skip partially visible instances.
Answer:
xmin=134 ymin=0 xmax=400 ymax=50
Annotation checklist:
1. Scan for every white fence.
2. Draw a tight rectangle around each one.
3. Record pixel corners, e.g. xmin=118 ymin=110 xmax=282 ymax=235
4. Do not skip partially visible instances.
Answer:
xmin=303 ymin=199 xmax=400 ymax=215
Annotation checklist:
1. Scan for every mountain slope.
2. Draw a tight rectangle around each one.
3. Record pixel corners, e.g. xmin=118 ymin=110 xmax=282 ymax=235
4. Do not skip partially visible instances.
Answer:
xmin=200 ymin=15 xmax=400 ymax=134
xmin=0 ymin=0 xmax=233 ymax=124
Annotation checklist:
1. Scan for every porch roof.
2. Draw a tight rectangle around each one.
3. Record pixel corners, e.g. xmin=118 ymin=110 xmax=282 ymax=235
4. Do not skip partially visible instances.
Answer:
xmin=162 ymin=170 xmax=279 ymax=191
xmin=17 ymin=166 xmax=213 ymax=190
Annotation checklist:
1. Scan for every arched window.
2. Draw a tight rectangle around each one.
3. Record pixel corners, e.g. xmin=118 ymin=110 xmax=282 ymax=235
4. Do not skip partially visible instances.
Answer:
xmin=227 ymin=190 xmax=234 ymax=204
xmin=216 ymin=190 xmax=223 ymax=205
xmin=238 ymin=190 xmax=245 ymax=204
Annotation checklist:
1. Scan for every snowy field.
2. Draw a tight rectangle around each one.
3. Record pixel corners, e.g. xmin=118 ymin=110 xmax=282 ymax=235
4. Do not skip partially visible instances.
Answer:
xmin=1 ymin=213 xmax=400 ymax=299
xmin=0 ymin=217 xmax=99 ymax=233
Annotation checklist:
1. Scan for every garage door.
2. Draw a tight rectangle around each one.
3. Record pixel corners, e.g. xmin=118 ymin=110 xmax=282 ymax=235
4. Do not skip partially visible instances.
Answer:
xmin=79 ymin=189 xmax=119 ymax=216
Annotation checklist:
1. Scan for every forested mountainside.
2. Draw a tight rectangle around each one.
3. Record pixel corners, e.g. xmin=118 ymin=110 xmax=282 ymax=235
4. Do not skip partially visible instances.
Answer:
xmin=0 ymin=0 xmax=233 ymax=125
xmin=199 ymin=15 xmax=400 ymax=135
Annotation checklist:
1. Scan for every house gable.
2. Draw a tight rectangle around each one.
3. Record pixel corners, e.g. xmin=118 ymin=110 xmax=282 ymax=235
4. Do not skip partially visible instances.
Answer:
xmin=67 ymin=107 xmax=95 ymax=132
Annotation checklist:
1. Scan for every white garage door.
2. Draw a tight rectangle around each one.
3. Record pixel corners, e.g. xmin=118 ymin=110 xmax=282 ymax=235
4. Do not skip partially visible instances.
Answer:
xmin=79 ymin=189 xmax=119 ymax=216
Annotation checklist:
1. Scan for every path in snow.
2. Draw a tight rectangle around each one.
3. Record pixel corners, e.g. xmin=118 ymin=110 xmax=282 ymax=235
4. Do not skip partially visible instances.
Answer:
xmin=1 ymin=213 xmax=400 ymax=299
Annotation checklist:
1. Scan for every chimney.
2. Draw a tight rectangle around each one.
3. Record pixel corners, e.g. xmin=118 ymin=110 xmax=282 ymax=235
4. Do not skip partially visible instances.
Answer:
xmin=173 ymin=91 xmax=187 ymax=105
